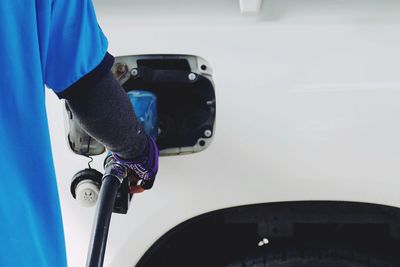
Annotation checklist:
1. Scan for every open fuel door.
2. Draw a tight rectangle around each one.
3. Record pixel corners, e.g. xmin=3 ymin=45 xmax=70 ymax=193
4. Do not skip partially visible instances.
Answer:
xmin=64 ymin=54 xmax=216 ymax=156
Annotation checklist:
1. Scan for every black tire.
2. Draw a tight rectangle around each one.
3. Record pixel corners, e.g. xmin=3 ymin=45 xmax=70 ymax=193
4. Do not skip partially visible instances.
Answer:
xmin=227 ymin=247 xmax=398 ymax=267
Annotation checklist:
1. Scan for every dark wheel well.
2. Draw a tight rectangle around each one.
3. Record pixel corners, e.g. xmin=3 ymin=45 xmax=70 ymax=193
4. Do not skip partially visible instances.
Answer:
xmin=137 ymin=201 xmax=400 ymax=267
xmin=227 ymin=246 xmax=398 ymax=267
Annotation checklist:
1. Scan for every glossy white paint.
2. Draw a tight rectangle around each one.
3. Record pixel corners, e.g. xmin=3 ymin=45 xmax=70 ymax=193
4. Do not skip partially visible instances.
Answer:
xmin=45 ymin=0 xmax=400 ymax=266
xmin=240 ymin=0 xmax=263 ymax=15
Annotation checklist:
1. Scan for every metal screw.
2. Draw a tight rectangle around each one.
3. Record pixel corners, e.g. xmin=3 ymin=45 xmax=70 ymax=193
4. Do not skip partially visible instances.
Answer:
xmin=188 ymin=73 xmax=196 ymax=81
xmin=131 ymin=68 xmax=138 ymax=76
xmin=204 ymin=130 xmax=212 ymax=137
xmin=116 ymin=63 xmax=127 ymax=74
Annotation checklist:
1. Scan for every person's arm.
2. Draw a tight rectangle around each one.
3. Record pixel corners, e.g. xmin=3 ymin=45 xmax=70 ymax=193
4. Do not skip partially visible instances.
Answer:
xmin=44 ymin=0 xmax=158 ymax=190
xmin=63 ymin=71 xmax=147 ymax=160
xmin=62 ymin=67 xmax=159 ymax=191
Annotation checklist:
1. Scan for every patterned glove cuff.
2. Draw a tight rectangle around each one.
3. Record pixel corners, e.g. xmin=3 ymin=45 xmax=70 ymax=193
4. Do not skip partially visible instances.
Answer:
xmin=111 ymin=135 xmax=159 ymax=190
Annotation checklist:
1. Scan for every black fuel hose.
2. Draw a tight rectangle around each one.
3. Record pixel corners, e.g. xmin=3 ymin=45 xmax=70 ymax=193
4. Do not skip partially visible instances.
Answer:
xmin=86 ymin=174 xmax=121 ymax=267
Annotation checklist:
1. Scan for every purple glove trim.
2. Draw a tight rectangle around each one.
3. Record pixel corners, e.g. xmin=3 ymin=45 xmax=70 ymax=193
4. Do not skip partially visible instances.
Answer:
xmin=112 ymin=135 xmax=159 ymax=190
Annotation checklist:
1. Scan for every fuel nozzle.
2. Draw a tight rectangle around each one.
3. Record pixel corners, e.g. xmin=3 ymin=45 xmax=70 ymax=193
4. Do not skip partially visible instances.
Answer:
xmin=103 ymin=156 xmax=132 ymax=214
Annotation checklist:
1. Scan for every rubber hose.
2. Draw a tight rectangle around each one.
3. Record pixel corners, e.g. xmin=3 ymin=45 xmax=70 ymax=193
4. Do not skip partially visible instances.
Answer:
xmin=86 ymin=175 xmax=121 ymax=267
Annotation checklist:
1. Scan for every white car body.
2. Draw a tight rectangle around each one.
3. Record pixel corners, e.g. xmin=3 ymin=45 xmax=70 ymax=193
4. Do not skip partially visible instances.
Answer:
xmin=46 ymin=0 xmax=400 ymax=266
